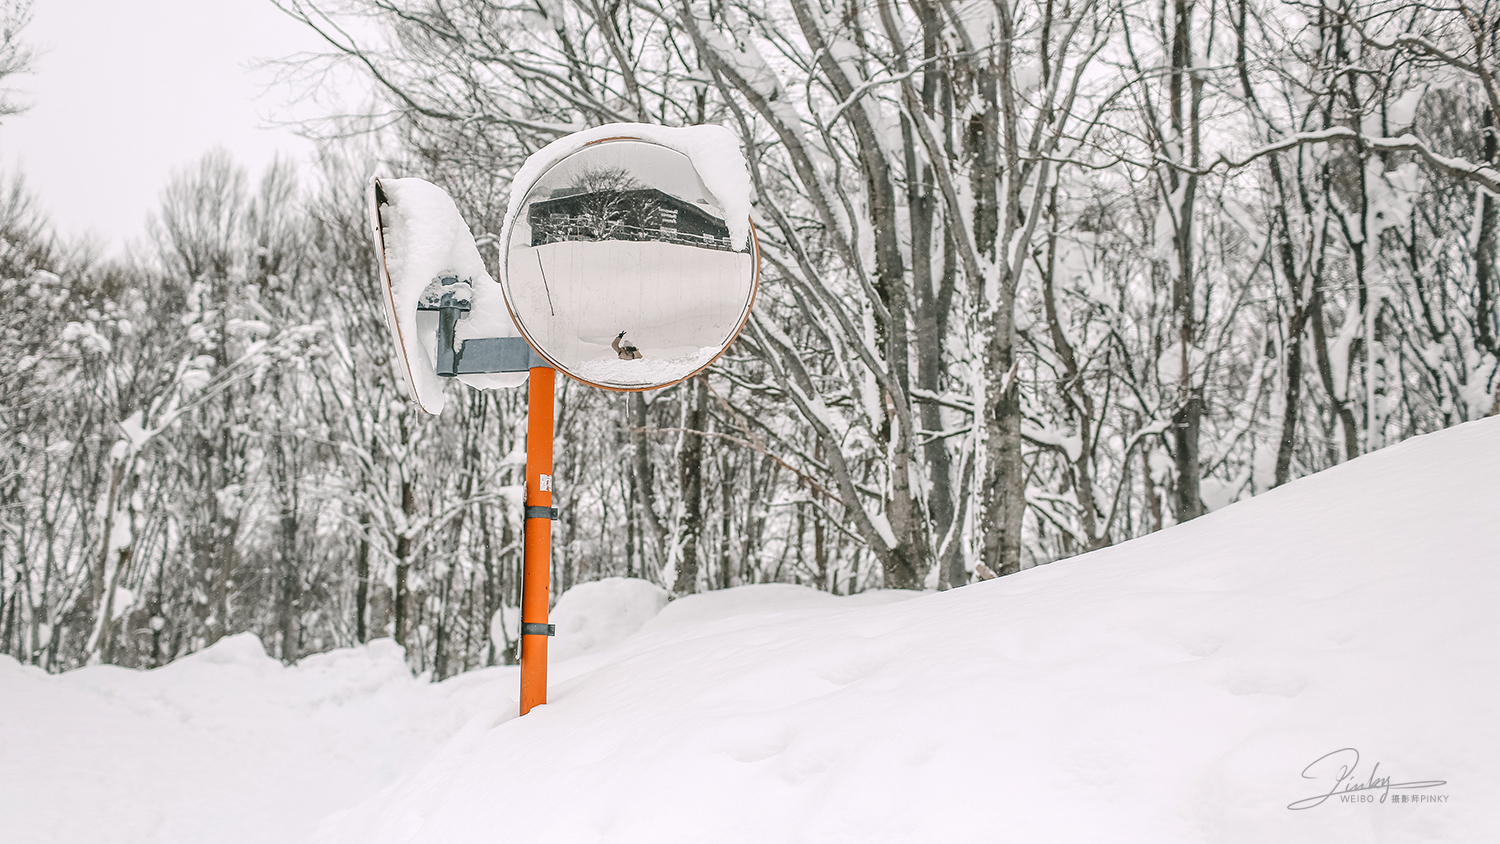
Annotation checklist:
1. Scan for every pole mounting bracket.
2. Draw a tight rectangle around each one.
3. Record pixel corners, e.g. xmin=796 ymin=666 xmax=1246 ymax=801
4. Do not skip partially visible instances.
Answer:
xmin=525 ymin=505 xmax=559 ymax=520
xmin=521 ymin=622 xmax=556 ymax=637
xmin=417 ymin=272 xmax=547 ymax=377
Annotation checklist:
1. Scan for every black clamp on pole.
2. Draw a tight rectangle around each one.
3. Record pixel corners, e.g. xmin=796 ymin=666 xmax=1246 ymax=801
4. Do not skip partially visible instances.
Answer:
xmin=525 ymin=505 xmax=559 ymax=521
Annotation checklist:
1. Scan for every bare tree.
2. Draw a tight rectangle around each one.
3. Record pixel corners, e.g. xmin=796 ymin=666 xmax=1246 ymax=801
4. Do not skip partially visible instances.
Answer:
xmin=0 ymin=1 xmax=34 ymax=119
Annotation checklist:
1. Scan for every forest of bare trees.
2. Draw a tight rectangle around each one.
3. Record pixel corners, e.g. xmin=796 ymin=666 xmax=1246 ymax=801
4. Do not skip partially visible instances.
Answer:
xmin=3 ymin=0 xmax=1498 ymax=675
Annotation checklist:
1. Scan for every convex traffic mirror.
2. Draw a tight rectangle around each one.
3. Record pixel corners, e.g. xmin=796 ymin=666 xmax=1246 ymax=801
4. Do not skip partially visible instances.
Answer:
xmin=368 ymin=124 xmax=760 ymax=718
xmin=499 ymin=136 xmax=759 ymax=390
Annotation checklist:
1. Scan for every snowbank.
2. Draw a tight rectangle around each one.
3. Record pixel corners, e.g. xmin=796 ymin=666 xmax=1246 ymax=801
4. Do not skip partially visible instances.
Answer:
xmin=546 ymin=577 xmax=670 ymax=663
xmin=0 ymin=634 xmax=518 ymax=844
xmin=643 ymin=581 xmax=921 ymax=633
xmin=318 ymin=418 xmax=1500 ymax=844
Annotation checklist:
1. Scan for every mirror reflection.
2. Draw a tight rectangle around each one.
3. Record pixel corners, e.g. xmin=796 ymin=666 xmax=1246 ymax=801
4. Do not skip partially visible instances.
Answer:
xmin=502 ymin=139 xmax=756 ymax=390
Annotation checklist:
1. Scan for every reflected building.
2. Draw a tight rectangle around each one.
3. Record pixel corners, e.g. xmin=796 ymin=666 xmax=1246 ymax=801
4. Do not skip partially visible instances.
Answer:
xmin=528 ymin=188 xmax=733 ymax=251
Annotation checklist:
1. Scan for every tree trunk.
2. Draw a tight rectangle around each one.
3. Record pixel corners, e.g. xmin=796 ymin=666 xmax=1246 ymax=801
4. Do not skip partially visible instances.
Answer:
xmin=972 ymin=25 xmax=1027 ymax=579
xmin=1478 ymin=106 xmax=1499 ymax=356
xmin=1171 ymin=394 xmax=1204 ymax=521
xmin=1308 ymin=289 xmax=1362 ymax=462
xmin=1273 ymin=323 xmax=1308 ymax=488
xmin=354 ymin=511 xmax=370 ymax=644
xmin=673 ymin=377 xmax=707 ymax=595
xmin=394 ymin=415 xmax=415 ymax=648
xmin=979 ymin=300 xmax=1027 ymax=576
xmin=629 ymin=392 xmax=666 ymax=575
xmin=277 ymin=506 xmax=300 ymax=664
xmin=1169 ymin=0 xmax=1205 ymax=522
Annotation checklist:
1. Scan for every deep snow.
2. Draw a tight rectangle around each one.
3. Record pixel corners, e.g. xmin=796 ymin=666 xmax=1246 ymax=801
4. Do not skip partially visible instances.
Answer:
xmin=4 ymin=418 xmax=1498 ymax=843
xmin=0 ymin=636 xmax=515 ymax=844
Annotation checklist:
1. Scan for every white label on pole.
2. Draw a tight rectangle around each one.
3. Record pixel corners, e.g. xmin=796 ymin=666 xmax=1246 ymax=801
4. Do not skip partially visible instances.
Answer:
xmin=539 ymin=474 xmax=552 ymax=492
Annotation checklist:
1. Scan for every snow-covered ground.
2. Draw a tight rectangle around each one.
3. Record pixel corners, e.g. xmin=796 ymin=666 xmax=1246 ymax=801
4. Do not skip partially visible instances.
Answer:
xmin=5 ymin=418 xmax=1498 ymax=843
xmin=0 ymin=636 xmax=508 ymax=844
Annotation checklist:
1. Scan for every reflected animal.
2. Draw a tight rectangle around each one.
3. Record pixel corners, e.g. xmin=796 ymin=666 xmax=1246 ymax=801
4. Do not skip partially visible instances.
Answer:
xmin=613 ymin=331 xmax=643 ymax=360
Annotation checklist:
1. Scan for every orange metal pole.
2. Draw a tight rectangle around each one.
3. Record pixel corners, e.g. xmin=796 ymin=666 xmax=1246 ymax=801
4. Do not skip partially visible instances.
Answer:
xmin=519 ymin=365 xmax=555 ymax=716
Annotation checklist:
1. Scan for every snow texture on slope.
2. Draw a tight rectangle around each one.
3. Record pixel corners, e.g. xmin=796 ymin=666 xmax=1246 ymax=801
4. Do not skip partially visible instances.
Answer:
xmin=317 ymin=417 xmax=1500 ymax=844
xmin=546 ymin=577 xmax=670 ymax=663
xmin=0 ymin=635 xmax=519 ymax=844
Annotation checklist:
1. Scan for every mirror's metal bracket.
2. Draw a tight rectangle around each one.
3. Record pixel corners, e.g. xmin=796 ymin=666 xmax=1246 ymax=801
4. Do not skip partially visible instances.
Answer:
xmin=454 ymin=337 xmax=548 ymax=374
xmin=417 ymin=272 xmax=544 ymax=376
xmin=418 ymin=273 xmax=473 ymax=377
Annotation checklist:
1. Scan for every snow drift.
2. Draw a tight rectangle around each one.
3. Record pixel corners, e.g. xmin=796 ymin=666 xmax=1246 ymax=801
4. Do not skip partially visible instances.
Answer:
xmin=546 ymin=576 xmax=670 ymax=663
xmin=0 ymin=635 xmax=517 ymax=844
xmin=316 ymin=418 xmax=1500 ymax=844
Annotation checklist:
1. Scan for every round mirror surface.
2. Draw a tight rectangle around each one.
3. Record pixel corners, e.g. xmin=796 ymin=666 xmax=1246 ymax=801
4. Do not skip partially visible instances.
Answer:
xmin=500 ymin=138 xmax=758 ymax=390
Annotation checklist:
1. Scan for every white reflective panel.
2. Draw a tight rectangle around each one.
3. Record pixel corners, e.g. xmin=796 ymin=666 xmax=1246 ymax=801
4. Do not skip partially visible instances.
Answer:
xmin=501 ymin=139 xmax=757 ymax=390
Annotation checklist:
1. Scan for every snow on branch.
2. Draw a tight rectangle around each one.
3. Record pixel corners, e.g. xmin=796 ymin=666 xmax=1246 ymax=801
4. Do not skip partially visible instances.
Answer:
xmin=1205 ymin=127 xmax=1500 ymax=194
xmin=824 ymin=55 xmax=942 ymax=129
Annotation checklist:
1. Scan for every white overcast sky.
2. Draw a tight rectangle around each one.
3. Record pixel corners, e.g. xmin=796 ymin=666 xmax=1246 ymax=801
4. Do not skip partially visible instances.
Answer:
xmin=0 ymin=0 xmax=348 ymax=254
